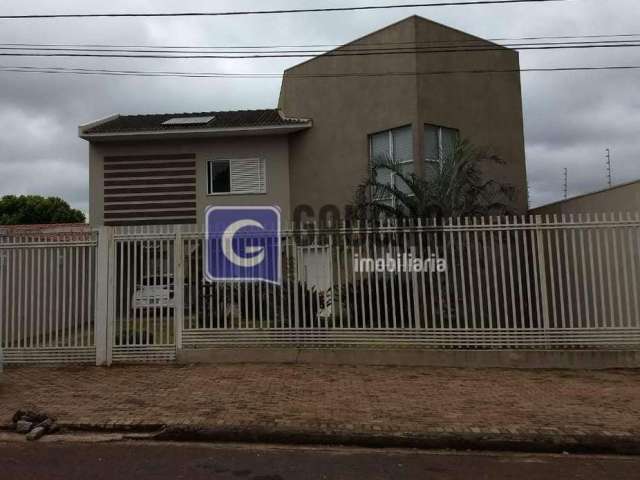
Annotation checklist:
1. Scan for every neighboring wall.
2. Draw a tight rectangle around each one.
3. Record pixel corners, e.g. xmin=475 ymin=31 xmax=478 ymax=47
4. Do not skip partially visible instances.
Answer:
xmin=89 ymin=135 xmax=291 ymax=227
xmin=279 ymin=16 xmax=528 ymax=215
xmin=530 ymin=181 xmax=640 ymax=331
xmin=531 ymin=180 xmax=640 ymax=217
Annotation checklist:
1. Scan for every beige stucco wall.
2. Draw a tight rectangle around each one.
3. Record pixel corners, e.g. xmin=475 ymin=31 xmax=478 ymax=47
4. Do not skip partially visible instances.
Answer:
xmin=531 ymin=181 xmax=640 ymax=217
xmin=89 ymin=135 xmax=292 ymax=228
xmin=279 ymin=17 xmax=418 ymax=216
xmin=279 ymin=16 xmax=528 ymax=215
xmin=414 ymin=19 xmax=528 ymax=211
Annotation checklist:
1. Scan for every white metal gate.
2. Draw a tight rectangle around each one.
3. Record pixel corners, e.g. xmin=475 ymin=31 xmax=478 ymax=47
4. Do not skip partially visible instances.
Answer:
xmin=0 ymin=232 xmax=97 ymax=364
xmin=108 ymin=232 xmax=177 ymax=363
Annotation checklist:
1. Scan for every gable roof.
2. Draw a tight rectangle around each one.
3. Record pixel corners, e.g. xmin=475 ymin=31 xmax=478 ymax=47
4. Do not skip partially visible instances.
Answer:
xmin=283 ymin=15 xmax=509 ymax=74
xmin=79 ymin=108 xmax=312 ymax=140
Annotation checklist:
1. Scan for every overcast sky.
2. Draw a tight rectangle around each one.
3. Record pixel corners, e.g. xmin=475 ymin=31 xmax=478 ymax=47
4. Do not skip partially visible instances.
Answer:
xmin=0 ymin=0 xmax=638 ymax=214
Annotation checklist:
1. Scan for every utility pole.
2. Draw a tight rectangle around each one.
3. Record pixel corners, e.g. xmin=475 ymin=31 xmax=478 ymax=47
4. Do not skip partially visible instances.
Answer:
xmin=563 ymin=167 xmax=568 ymax=199
xmin=606 ymin=148 xmax=612 ymax=188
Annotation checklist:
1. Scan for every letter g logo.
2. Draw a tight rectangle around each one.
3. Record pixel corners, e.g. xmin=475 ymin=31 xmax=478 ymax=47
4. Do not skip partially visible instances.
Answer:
xmin=205 ymin=206 xmax=281 ymax=284
xmin=221 ymin=219 xmax=266 ymax=268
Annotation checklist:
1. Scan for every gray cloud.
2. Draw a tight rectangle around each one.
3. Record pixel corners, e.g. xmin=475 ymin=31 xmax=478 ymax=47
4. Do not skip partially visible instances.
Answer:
xmin=0 ymin=0 xmax=638 ymax=213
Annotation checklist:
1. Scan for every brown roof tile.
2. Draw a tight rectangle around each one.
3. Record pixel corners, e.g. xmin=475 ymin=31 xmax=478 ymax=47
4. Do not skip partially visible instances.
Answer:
xmin=84 ymin=109 xmax=310 ymax=134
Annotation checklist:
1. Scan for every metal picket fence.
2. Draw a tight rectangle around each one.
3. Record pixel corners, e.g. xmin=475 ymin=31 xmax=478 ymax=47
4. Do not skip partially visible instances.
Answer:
xmin=177 ymin=214 xmax=640 ymax=350
xmin=0 ymin=231 xmax=97 ymax=364
xmin=2 ymin=213 xmax=640 ymax=365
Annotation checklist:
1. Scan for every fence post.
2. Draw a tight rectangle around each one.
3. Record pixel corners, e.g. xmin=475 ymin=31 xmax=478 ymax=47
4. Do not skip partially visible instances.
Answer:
xmin=534 ymin=215 xmax=551 ymax=335
xmin=173 ymin=232 xmax=184 ymax=353
xmin=0 ymin=240 xmax=5 ymax=351
xmin=292 ymin=223 xmax=300 ymax=330
xmin=95 ymin=226 xmax=114 ymax=366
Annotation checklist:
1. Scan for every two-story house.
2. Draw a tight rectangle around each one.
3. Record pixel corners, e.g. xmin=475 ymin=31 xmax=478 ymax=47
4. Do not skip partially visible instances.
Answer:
xmin=80 ymin=15 xmax=528 ymax=227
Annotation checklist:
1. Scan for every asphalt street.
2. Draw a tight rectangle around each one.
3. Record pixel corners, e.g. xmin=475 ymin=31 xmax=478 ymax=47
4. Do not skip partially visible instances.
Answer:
xmin=1 ymin=440 xmax=639 ymax=479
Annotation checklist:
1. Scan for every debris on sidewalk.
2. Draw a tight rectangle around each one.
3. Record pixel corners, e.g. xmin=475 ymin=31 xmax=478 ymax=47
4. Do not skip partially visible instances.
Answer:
xmin=10 ymin=410 xmax=59 ymax=441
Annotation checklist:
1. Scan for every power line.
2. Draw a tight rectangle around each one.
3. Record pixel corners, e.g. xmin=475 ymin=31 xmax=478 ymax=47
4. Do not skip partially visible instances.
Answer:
xmin=0 ymin=1 xmax=568 ymax=20
xmin=3 ymin=32 xmax=640 ymax=51
xmin=1 ymin=42 xmax=639 ymax=60
xmin=0 ymin=39 xmax=638 ymax=56
xmin=1 ymin=63 xmax=639 ymax=79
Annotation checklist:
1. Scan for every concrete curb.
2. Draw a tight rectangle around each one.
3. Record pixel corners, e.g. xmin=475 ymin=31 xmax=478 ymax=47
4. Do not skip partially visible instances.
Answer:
xmin=151 ymin=425 xmax=640 ymax=456
xmin=4 ymin=423 xmax=640 ymax=455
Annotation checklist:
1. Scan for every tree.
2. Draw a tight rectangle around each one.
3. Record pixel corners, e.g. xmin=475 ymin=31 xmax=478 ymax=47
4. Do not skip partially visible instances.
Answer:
xmin=350 ymin=139 xmax=515 ymax=221
xmin=346 ymin=139 xmax=518 ymax=329
xmin=0 ymin=195 xmax=86 ymax=225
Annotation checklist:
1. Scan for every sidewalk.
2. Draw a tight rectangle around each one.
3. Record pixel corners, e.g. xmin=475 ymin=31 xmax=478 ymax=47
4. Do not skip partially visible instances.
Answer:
xmin=1 ymin=364 xmax=640 ymax=452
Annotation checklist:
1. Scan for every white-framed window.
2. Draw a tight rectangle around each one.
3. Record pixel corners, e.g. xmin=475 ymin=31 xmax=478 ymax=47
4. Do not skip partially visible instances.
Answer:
xmin=369 ymin=125 xmax=414 ymax=205
xmin=425 ymin=124 xmax=459 ymax=178
xmin=207 ymin=158 xmax=266 ymax=195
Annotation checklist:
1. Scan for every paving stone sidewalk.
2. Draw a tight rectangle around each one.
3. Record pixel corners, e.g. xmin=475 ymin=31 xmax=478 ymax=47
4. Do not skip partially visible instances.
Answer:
xmin=1 ymin=365 xmax=639 ymax=438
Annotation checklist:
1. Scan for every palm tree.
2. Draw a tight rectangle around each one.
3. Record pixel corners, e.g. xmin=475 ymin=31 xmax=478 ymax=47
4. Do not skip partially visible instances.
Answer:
xmin=346 ymin=139 xmax=518 ymax=328
xmin=351 ymin=139 xmax=515 ymax=221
